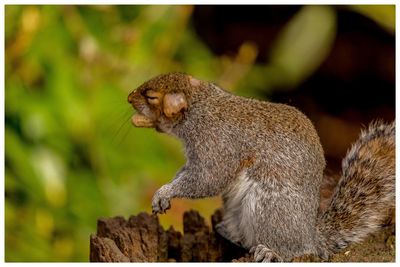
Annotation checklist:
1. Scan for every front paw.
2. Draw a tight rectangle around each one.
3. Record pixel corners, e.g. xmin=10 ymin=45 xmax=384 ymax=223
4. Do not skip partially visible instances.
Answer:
xmin=152 ymin=184 xmax=172 ymax=214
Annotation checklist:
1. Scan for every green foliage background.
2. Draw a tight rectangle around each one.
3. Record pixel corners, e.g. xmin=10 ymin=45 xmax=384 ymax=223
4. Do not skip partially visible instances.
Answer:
xmin=5 ymin=5 xmax=394 ymax=262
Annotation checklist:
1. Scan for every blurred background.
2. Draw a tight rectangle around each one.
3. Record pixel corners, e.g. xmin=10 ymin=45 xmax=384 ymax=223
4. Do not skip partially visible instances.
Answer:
xmin=5 ymin=5 xmax=395 ymax=262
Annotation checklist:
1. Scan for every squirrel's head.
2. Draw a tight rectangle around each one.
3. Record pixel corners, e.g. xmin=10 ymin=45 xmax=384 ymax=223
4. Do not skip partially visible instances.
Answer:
xmin=128 ymin=72 xmax=203 ymax=132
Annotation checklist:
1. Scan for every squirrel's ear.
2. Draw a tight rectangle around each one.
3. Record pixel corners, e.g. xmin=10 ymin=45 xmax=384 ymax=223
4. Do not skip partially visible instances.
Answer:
xmin=163 ymin=93 xmax=187 ymax=118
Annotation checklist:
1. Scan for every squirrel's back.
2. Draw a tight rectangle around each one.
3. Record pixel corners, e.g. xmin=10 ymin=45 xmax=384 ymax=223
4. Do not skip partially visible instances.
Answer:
xmin=191 ymin=85 xmax=324 ymax=150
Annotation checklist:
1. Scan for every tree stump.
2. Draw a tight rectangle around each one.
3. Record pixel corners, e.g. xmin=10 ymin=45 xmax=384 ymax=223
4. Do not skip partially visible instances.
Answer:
xmin=90 ymin=209 xmax=251 ymax=262
xmin=90 ymin=209 xmax=395 ymax=262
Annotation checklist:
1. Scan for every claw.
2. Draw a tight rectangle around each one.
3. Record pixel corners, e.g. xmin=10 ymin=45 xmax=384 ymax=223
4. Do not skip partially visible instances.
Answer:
xmin=250 ymin=244 xmax=282 ymax=263
xmin=151 ymin=184 xmax=172 ymax=214
xmin=254 ymin=247 xmax=267 ymax=262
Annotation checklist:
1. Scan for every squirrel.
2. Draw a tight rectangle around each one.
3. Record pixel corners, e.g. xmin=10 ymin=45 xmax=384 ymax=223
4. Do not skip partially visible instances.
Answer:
xmin=127 ymin=72 xmax=395 ymax=262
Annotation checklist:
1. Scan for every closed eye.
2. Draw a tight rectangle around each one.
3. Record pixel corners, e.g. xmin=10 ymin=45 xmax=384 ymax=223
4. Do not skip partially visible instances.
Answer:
xmin=142 ymin=89 xmax=159 ymax=98
xmin=142 ymin=89 xmax=161 ymax=104
xmin=145 ymin=95 xmax=160 ymax=105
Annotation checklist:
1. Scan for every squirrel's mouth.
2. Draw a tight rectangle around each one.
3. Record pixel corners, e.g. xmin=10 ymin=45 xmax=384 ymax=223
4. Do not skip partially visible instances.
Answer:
xmin=131 ymin=112 xmax=155 ymax=128
xmin=130 ymin=100 xmax=156 ymax=128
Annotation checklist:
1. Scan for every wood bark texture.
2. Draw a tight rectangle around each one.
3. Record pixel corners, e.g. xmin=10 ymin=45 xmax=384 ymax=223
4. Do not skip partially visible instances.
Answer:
xmin=90 ymin=209 xmax=251 ymax=262
xmin=90 ymin=209 xmax=395 ymax=262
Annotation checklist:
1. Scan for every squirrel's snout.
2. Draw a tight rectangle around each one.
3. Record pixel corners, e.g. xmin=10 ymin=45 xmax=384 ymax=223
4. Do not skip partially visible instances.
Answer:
xmin=128 ymin=92 xmax=134 ymax=104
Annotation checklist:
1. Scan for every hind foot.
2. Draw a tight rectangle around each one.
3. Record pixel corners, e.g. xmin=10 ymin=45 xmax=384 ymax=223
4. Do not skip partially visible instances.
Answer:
xmin=250 ymin=244 xmax=283 ymax=262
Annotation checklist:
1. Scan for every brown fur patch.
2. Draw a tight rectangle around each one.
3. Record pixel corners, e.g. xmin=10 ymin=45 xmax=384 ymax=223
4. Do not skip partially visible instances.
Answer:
xmin=235 ymin=156 xmax=255 ymax=175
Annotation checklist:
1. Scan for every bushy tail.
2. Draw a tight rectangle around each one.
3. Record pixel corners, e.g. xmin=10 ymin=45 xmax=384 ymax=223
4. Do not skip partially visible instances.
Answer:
xmin=317 ymin=121 xmax=395 ymax=258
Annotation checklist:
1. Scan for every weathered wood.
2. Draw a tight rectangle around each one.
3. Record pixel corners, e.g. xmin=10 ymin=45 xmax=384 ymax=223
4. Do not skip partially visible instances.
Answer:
xmin=90 ymin=209 xmax=249 ymax=262
xmin=90 ymin=208 xmax=395 ymax=262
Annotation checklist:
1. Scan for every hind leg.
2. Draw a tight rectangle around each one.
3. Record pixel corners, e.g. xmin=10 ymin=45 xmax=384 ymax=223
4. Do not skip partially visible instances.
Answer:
xmin=250 ymin=244 xmax=283 ymax=262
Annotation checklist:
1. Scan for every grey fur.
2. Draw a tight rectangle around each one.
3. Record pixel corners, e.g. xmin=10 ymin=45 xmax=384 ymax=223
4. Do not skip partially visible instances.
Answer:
xmin=128 ymin=73 xmax=395 ymax=262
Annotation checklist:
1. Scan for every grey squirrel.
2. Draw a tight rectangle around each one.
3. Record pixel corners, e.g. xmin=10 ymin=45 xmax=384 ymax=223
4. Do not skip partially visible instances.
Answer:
xmin=127 ymin=73 xmax=395 ymax=262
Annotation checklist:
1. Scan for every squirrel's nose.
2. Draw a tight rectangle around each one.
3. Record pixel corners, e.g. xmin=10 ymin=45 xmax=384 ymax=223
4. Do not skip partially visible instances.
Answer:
xmin=128 ymin=92 xmax=134 ymax=104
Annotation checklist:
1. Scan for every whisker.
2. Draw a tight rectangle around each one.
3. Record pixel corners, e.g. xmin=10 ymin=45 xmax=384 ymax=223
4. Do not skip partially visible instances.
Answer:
xmin=111 ymin=113 xmax=133 ymax=145
xmin=115 ymin=121 xmax=133 ymax=147
xmin=106 ymin=106 xmax=132 ymax=134
xmin=112 ymin=108 xmax=133 ymax=126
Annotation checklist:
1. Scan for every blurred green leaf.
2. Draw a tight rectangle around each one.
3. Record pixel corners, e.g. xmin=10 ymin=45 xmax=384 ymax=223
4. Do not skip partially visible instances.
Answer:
xmin=350 ymin=5 xmax=395 ymax=33
xmin=269 ymin=5 xmax=337 ymax=89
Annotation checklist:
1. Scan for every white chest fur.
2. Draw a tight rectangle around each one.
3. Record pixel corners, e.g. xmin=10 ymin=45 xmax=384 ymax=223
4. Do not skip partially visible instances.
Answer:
xmin=222 ymin=170 xmax=262 ymax=249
